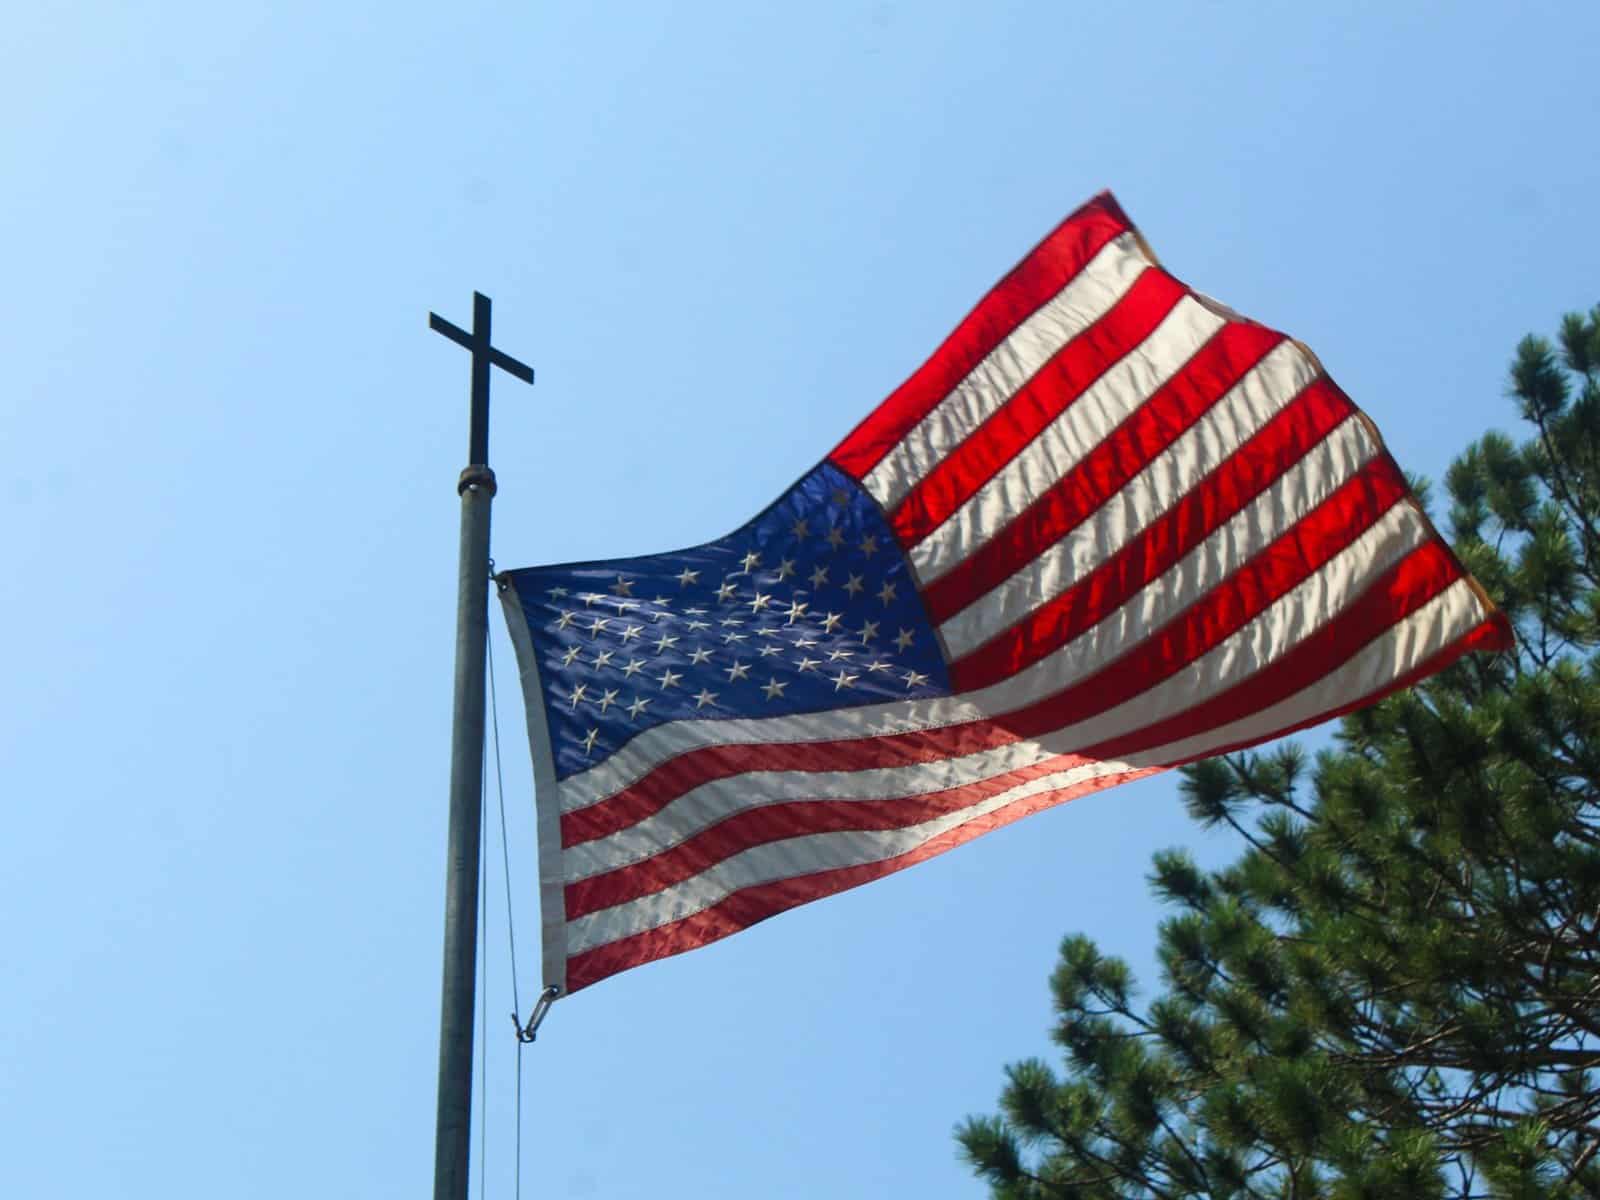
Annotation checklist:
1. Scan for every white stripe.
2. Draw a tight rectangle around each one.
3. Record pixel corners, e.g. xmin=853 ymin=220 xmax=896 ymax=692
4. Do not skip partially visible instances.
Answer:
xmin=564 ymin=736 xmax=1055 ymax=883
xmin=556 ymin=691 xmax=971 ymax=813
xmin=564 ymin=499 xmax=1429 ymax=879
xmin=566 ymin=758 xmax=1141 ymax=955
xmin=1144 ymin=581 xmax=1480 ymax=768
xmin=1011 ymin=417 xmax=1377 ymax=696
xmin=860 ymin=233 xmax=1153 ymax=510
xmin=908 ymin=297 xmax=1233 ymax=583
xmin=939 ymin=346 xmax=1338 ymax=656
xmin=565 ymin=580 xmax=1484 ymax=954
xmin=555 ymin=425 xmax=1399 ymax=815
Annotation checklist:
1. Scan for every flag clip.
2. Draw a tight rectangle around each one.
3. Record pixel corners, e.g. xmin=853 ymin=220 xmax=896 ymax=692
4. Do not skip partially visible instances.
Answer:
xmin=514 ymin=985 xmax=561 ymax=1043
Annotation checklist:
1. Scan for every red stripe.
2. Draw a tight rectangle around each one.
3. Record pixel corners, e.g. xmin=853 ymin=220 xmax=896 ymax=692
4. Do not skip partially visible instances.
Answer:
xmin=959 ymin=456 xmax=1412 ymax=736
xmin=921 ymin=321 xmax=1286 ymax=624
xmin=561 ymin=724 xmax=1021 ymax=847
xmin=563 ymin=764 xmax=1161 ymax=992
xmin=1084 ymin=540 xmax=1459 ymax=762
xmin=946 ymin=378 xmax=1355 ymax=690
xmin=1141 ymin=615 xmax=1513 ymax=769
xmin=887 ymin=269 xmax=1188 ymax=547
xmin=828 ymin=193 xmax=1132 ymax=481
xmin=565 ymin=611 xmax=1512 ymax=993
xmin=562 ymin=451 xmax=1410 ymax=848
xmin=565 ymin=750 xmax=1100 ymax=920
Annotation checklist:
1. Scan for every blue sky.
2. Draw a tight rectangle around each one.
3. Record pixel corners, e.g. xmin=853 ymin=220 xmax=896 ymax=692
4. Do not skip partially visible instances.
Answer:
xmin=4 ymin=3 xmax=1597 ymax=1197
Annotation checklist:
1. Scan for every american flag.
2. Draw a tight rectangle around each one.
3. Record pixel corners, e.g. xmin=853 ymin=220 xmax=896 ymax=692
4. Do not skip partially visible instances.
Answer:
xmin=498 ymin=192 xmax=1511 ymax=995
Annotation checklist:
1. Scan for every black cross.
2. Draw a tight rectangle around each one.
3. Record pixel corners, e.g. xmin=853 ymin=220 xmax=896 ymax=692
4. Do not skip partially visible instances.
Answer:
xmin=429 ymin=292 xmax=534 ymax=467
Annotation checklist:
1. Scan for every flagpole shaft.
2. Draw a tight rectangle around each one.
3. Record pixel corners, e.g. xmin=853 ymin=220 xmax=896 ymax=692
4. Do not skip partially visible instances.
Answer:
xmin=433 ymin=462 xmax=495 ymax=1200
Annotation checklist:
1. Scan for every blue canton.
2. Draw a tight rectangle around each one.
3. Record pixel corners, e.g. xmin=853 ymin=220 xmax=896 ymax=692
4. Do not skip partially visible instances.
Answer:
xmin=504 ymin=462 xmax=951 ymax=779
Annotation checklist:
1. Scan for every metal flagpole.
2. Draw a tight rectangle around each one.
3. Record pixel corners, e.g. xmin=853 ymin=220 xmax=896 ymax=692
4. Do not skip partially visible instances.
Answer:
xmin=429 ymin=292 xmax=534 ymax=1200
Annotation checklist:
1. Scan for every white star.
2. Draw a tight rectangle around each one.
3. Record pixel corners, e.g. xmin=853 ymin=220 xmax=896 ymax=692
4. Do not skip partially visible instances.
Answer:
xmin=693 ymin=688 xmax=719 ymax=709
xmin=867 ymin=659 xmax=894 ymax=673
xmin=762 ymin=678 xmax=788 ymax=700
xmin=597 ymin=688 xmax=619 ymax=713
xmin=904 ymin=669 xmax=929 ymax=689
xmin=808 ymin=565 xmax=830 ymax=588
xmin=592 ymin=649 xmax=615 ymax=669
xmin=774 ymin=558 xmax=796 ymax=581
xmin=786 ymin=600 xmax=809 ymax=624
xmin=725 ymin=661 xmax=751 ymax=682
xmin=622 ymin=658 xmax=646 ymax=678
xmin=657 ymin=669 xmax=682 ymax=689
xmin=820 ymin=612 xmax=843 ymax=633
xmin=796 ymin=656 xmax=820 ymax=672
xmin=581 ymin=728 xmax=600 ymax=754
xmin=790 ymin=518 xmax=810 ymax=539
xmin=684 ymin=607 xmax=709 ymax=616
xmin=832 ymin=670 xmax=859 ymax=691
xmin=720 ymin=617 xmax=744 ymax=628
xmin=740 ymin=550 xmax=761 ymax=573
xmin=686 ymin=619 xmax=710 ymax=631
xmin=758 ymin=645 xmax=783 ymax=658
xmin=654 ymin=633 xmax=679 ymax=653
xmin=652 ymin=596 xmax=673 ymax=606
xmin=610 ymin=575 xmax=634 ymax=596
xmin=757 ymin=627 xmax=784 ymax=639
xmin=609 ymin=597 xmax=638 ymax=614
xmin=556 ymin=611 xmax=577 ymax=630
xmin=860 ymin=535 xmax=879 ymax=558
xmin=580 ymin=592 xmax=604 ymax=607
xmin=716 ymin=581 xmax=739 ymax=603
xmin=560 ymin=646 xmax=582 ymax=667
xmin=843 ymin=573 xmax=865 ymax=597
xmin=547 ymin=586 xmax=569 ymax=598
xmin=877 ymin=581 xmax=898 ymax=605
xmin=626 ymin=696 xmax=651 ymax=718
xmin=793 ymin=636 xmax=819 ymax=649
xmin=748 ymin=592 xmax=774 ymax=613
xmin=827 ymin=648 xmax=856 ymax=661
xmin=858 ymin=620 xmax=880 ymax=643
xmin=676 ymin=568 xmax=700 ymax=586
xmin=619 ymin=624 xmax=644 ymax=643
xmin=588 ymin=616 xmax=609 ymax=636
xmin=567 ymin=684 xmax=588 ymax=709
xmin=723 ymin=632 xmax=748 ymax=644
xmin=825 ymin=527 xmax=846 ymax=550
xmin=688 ymin=648 xmax=713 ymax=665
xmin=894 ymin=628 xmax=915 ymax=651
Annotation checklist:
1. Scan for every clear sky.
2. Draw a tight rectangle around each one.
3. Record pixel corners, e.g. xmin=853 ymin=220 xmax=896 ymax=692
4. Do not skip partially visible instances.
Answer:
xmin=4 ymin=3 xmax=1597 ymax=1197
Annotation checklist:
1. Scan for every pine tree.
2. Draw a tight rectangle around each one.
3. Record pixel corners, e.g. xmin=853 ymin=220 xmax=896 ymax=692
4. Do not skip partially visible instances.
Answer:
xmin=958 ymin=306 xmax=1600 ymax=1199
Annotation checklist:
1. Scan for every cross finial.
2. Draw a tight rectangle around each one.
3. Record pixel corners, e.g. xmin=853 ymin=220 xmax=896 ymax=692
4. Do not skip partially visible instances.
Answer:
xmin=429 ymin=292 xmax=534 ymax=468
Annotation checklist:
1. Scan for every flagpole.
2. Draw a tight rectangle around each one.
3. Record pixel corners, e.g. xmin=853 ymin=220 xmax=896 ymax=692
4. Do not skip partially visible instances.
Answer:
xmin=429 ymin=293 xmax=533 ymax=1200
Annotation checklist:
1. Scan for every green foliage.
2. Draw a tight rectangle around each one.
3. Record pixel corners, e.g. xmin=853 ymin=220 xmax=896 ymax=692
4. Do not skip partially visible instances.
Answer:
xmin=958 ymin=307 xmax=1600 ymax=1197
